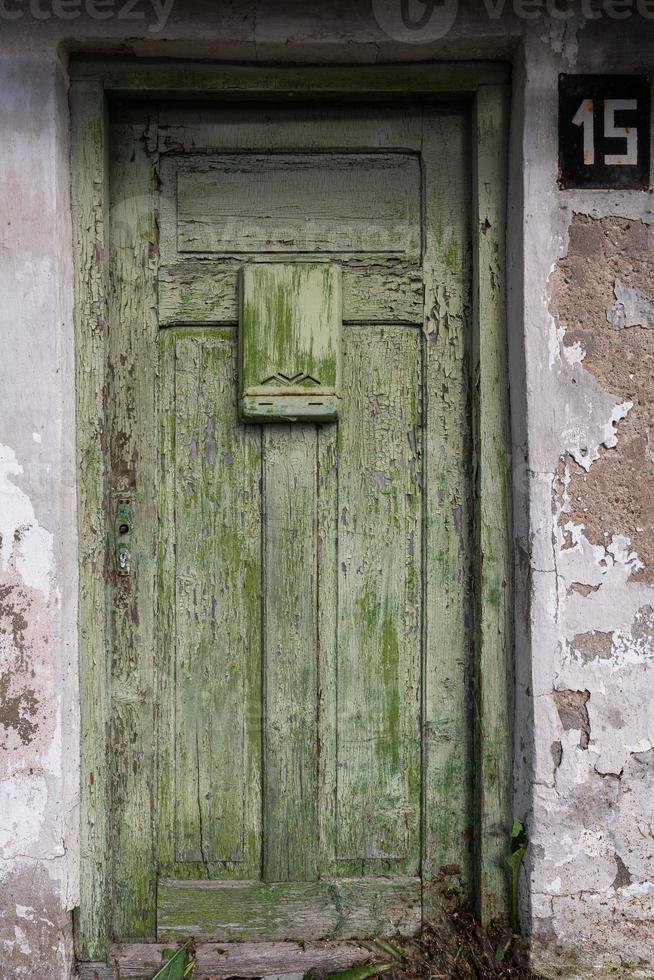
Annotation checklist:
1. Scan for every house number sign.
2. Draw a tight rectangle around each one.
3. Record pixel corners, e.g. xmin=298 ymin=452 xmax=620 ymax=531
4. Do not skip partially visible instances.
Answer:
xmin=559 ymin=74 xmax=650 ymax=189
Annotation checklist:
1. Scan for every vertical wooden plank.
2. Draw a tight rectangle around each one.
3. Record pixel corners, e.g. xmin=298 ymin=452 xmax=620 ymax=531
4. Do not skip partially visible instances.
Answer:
xmin=336 ymin=328 xmax=422 ymax=866
xmin=316 ymin=423 xmax=339 ymax=873
xmin=71 ymin=78 xmax=110 ymax=961
xmin=157 ymin=327 xmax=177 ymax=878
xmin=421 ymin=110 xmax=474 ymax=912
xmin=263 ymin=424 xmax=319 ymax=882
xmin=172 ymin=331 xmax=262 ymax=869
xmin=473 ymin=84 xmax=513 ymax=927
xmin=106 ymin=110 xmax=158 ymax=939
xmin=173 ymin=335 xmax=212 ymax=864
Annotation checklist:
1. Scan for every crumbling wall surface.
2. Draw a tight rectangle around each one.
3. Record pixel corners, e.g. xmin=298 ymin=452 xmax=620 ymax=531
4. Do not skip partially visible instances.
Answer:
xmin=531 ymin=214 xmax=654 ymax=975
xmin=0 ymin=50 xmax=78 ymax=979
xmin=515 ymin=24 xmax=654 ymax=979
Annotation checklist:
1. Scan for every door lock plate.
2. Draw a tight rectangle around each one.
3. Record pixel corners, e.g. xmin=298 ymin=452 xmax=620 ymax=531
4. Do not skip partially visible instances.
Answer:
xmin=114 ymin=500 xmax=133 ymax=576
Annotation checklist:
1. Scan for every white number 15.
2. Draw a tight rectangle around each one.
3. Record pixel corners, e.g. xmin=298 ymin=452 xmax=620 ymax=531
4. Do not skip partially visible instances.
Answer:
xmin=572 ymin=98 xmax=638 ymax=166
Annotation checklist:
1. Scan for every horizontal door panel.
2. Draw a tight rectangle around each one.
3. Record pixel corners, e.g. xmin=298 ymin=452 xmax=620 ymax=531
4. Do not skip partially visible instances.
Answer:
xmin=157 ymin=876 xmax=421 ymax=941
xmin=159 ymin=261 xmax=424 ymax=326
xmin=174 ymin=154 xmax=421 ymax=255
xmin=158 ymin=102 xmax=423 ymax=154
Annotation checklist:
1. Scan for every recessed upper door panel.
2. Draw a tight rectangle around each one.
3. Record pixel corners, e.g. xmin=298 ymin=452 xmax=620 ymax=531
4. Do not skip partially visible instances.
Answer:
xmin=174 ymin=153 xmax=421 ymax=255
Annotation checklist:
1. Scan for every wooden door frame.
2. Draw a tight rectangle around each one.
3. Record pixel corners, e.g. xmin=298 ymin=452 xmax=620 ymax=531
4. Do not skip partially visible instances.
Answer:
xmin=70 ymin=57 xmax=513 ymax=965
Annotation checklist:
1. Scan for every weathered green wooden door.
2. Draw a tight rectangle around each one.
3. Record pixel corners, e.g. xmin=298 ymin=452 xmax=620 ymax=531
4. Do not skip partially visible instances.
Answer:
xmin=105 ymin=99 xmax=474 ymax=944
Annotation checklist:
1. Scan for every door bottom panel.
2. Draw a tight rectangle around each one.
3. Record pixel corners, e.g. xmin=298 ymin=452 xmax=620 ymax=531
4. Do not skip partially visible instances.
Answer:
xmin=157 ymin=876 xmax=421 ymax=941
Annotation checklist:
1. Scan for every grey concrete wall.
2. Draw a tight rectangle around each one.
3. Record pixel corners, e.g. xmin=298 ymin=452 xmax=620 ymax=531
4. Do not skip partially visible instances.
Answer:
xmin=0 ymin=4 xmax=652 ymax=978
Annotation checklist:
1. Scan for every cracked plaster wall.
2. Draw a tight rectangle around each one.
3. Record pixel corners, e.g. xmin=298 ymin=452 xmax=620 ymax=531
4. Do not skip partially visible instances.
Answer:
xmin=0 ymin=51 xmax=78 ymax=979
xmin=514 ymin=24 xmax=654 ymax=980
xmin=0 ymin=5 xmax=653 ymax=979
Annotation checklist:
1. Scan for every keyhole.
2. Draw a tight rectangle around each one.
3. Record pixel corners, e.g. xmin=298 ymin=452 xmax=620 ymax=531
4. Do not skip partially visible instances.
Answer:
xmin=119 ymin=523 xmax=130 ymax=535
